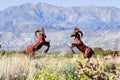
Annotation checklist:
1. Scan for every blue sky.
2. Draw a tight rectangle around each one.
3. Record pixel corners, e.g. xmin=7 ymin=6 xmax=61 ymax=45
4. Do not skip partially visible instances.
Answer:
xmin=0 ymin=0 xmax=120 ymax=11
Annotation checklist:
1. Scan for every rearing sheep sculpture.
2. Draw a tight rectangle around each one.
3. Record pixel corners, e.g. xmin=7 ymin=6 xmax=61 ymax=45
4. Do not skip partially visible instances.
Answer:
xmin=25 ymin=27 xmax=50 ymax=59
xmin=104 ymin=51 xmax=118 ymax=60
xmin=70 ymin=27 xmax=95 ymax=59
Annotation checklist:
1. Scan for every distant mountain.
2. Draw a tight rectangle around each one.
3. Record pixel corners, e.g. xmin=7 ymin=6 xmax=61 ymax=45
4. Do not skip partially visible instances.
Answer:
xmin=0 ymin=2 xmax=120 ymax=51
xmin=1 ymin=2 xmax=120 ymax=32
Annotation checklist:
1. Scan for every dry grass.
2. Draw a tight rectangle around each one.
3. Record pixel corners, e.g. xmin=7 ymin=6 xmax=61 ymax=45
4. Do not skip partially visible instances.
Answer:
xmin=0 ymin=53 xmax=36 ymax=79
xmin=0 ymin=52 xmax=81 ymax=79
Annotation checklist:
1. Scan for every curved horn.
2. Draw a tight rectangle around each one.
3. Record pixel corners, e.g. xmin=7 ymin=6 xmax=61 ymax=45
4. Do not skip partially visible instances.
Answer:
xmin=35 ymin=30 xmax=40 ymax=38
xmin=79 ymin=30 xmax=83 ymax=37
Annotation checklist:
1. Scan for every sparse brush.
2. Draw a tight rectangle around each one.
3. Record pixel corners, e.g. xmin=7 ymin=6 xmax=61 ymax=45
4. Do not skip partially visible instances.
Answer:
xmin=0 ymin=53 xmax=36 ymax=79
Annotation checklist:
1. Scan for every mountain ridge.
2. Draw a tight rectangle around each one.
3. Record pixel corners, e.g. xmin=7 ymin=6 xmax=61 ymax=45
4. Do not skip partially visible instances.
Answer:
xmin=1 ymin=2 xmax=120 ymax=32
xmin=0 ymin=2 xmax=120 ymax=51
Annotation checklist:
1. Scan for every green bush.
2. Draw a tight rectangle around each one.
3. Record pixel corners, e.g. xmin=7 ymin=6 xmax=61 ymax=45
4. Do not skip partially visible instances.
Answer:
xmin=59 ymin=63 xmax=80 ymax=80
xmin=94 ymin=47 xmax=103 ymax=52
xmin=93 ymin=47 xmax=113 ymax=57
xmin=35 ymin=63 xmax=80 ymax=80
xmin=35 ymin=68 xmax=60 ymax=80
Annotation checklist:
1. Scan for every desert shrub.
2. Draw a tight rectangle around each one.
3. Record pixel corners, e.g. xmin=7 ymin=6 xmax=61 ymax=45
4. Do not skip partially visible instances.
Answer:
xmin=93 ymin=47 xmax=103 ymax=58
xmin=0 ymin=50 xmax=5 ymax=56
xmin=59 ymin=63 xmax=80 ymax=80
xmin=93 ymin=47 xmax=112 ymax=57
xmin=34 ymin=63 xmax=80 ymax=80
xmin=94 ymin=47 xmax=103 ymax=52
xmin=0 ymin=50 xmax=18 ymax=57
xmin=10 ymin=50 xmax=17 ymax=54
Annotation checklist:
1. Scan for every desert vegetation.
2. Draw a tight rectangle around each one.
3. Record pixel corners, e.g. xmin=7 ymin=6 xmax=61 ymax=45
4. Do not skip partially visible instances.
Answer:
xmin=0 ymin=47 xmax=120 ymax=80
